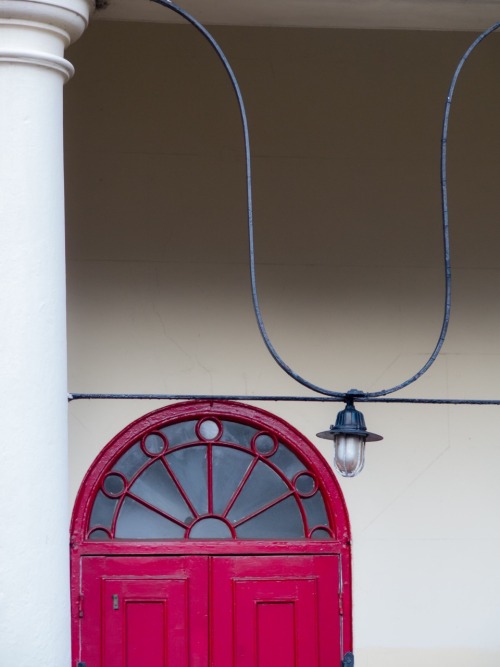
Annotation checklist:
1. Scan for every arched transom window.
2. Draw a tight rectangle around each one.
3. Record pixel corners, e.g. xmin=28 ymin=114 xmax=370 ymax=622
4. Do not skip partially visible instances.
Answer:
xmin=87 ymin=413 xmax=335 ymax=541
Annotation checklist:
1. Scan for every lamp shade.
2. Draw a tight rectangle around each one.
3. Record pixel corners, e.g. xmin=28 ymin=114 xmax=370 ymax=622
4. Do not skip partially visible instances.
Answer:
xmin=317 ymin=403 xmax=382 ymax=477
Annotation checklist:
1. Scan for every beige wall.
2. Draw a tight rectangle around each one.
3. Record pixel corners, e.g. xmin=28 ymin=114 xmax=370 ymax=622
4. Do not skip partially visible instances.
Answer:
xmin=65 ymin=21 xmax=500 ymax=665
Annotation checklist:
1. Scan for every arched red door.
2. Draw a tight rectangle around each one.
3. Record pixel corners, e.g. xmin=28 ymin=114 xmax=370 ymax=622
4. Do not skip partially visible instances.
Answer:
xmin=71 ymin=401 xmax=353 ymax=667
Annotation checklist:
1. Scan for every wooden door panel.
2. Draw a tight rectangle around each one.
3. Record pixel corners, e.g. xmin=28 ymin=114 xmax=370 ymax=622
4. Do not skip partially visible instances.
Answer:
xmin=234 ymin=577 xmax=319 ymax=666
xmin=80 ymin=556 xmax=208 ymax=667
xmin=211 ymin=555 xmax=341 ymax=667
xmin=102 ymin=577 xmax=187 ymax=667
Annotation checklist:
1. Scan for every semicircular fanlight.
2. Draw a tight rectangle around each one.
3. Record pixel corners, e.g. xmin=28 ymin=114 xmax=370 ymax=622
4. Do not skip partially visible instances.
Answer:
xmin=88 ymin=417 xmax=334 ymax=541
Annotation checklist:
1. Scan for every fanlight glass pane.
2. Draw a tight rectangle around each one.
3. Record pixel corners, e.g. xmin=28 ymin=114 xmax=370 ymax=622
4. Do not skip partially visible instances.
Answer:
xmin=103 ymin=473 xmax=126 ymax=497
xmin=254 ymin=433 xmax=276 ymax=455
xmin=226 ymin=460 xmax=289 ymax=524
xmin=115 ymin=497 xmax=185 ymax=539
xmin=129 ymin=460 xmax=192 ymax=522
xmin=89 ymin=490 xmax=118 ymax=531
xmin=166 ymin=445 xmax=208 ymax=515
xmin=221 ymin=421 xmax=257 ymax=448
xmin=112 ymin=442 xmax=149 ymax=480
xmin=310 ymin=527 xmax=332 ymax=540
xmin=294 ymin=472 xmax=316 ymax=496
xmin=189 ymin=517 xmax=233 ymax=539
xmin=212 ymin=446 xmax=253 ymax=515
xmin=89 ymin=528 xmax=111 ymax=541
xmin=160 ymin=420 xmax=197 ymax=447
xmin=143 ymin=433 xmax=166 ymax=456
xmin=302 ymin=491 xmax=330 ymax=529
xmin=198 ymin=419 xmax=221 ymax=441
xmin=236 ymin=496 xmax=304 ymax=539
xmin=269 ymin=443 xmax=305 ymax=480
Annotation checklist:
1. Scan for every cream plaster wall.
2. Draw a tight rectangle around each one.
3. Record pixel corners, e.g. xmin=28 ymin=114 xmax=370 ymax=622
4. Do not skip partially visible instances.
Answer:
xmin=64 ymin=22 xmax=500 ymax=665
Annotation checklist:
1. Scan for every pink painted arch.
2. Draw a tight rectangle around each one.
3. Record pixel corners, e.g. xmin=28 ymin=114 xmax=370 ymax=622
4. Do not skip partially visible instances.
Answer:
xmin=71 ymin=400 xmax=352 ymax=547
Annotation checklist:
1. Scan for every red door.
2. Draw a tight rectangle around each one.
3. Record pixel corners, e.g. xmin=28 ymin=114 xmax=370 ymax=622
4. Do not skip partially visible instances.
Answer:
xmin=212 ymin=555 xmax=341 ymax=667
xmin=80 ymin=554 xmax=340 ymax=667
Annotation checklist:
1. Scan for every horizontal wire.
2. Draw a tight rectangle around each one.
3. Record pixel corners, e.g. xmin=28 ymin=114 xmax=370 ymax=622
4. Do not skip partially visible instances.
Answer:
xmin=68 ymin=392 xmax=500 ymax=406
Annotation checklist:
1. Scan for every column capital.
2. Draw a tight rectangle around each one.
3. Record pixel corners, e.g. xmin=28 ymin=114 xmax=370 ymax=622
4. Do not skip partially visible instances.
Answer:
xmin=0 ymin=0 xmax=93 ymax=46
xmin=0 ymin=0 xmax=93 ymax=80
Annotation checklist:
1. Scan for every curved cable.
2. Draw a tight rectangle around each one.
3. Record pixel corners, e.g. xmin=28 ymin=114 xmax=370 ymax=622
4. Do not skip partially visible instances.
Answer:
xmin=151 ymin=0 xmax=500 ymax=399
xmin=367 ymin=21 xmax=500 ymax=398
xmin=151 ymin=0 xmax=348 ymax=396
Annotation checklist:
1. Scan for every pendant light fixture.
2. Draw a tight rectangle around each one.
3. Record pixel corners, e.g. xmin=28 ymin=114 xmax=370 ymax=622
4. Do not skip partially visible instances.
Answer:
xmin=316 ymin=392 xmax=382 ymax=477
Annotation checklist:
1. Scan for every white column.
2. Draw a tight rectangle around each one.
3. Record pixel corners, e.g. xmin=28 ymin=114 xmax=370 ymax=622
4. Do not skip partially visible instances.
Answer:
xmin=0 ymin=1 xmax=92 ymax=665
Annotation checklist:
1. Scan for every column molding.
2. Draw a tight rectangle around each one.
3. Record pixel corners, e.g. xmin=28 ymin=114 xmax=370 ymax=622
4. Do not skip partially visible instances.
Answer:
xmin=0 ymin=49 xmax=74 ymax=77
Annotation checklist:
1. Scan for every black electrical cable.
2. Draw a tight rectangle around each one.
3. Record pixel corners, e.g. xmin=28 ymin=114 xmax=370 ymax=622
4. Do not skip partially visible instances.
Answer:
xmin=69 ymin=4 xmax=500 ymax=406
xmin=148 ymin=0 xmax=500 ymax=400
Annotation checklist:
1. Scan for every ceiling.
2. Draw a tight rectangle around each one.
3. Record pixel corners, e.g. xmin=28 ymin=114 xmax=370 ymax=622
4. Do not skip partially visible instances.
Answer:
xmin=95 ymin=0 xmax=500 ymax=32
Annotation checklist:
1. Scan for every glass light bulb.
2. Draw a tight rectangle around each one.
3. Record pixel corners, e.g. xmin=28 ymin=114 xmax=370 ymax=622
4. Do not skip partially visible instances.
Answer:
xmin=333 ymin=433 xmax=366 ymax=477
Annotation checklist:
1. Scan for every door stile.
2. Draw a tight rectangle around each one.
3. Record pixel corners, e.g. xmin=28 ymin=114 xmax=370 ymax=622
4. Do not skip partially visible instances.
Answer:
xmin=340 ymin=547 xmax=353 ymax=656
xmin=208 ymin=554 xmax=214 ymax=667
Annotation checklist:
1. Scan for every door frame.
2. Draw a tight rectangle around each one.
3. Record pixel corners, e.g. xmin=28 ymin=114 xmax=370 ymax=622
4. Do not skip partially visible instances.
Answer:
xmin=70 ymin=400 xmax=353 ymax=664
